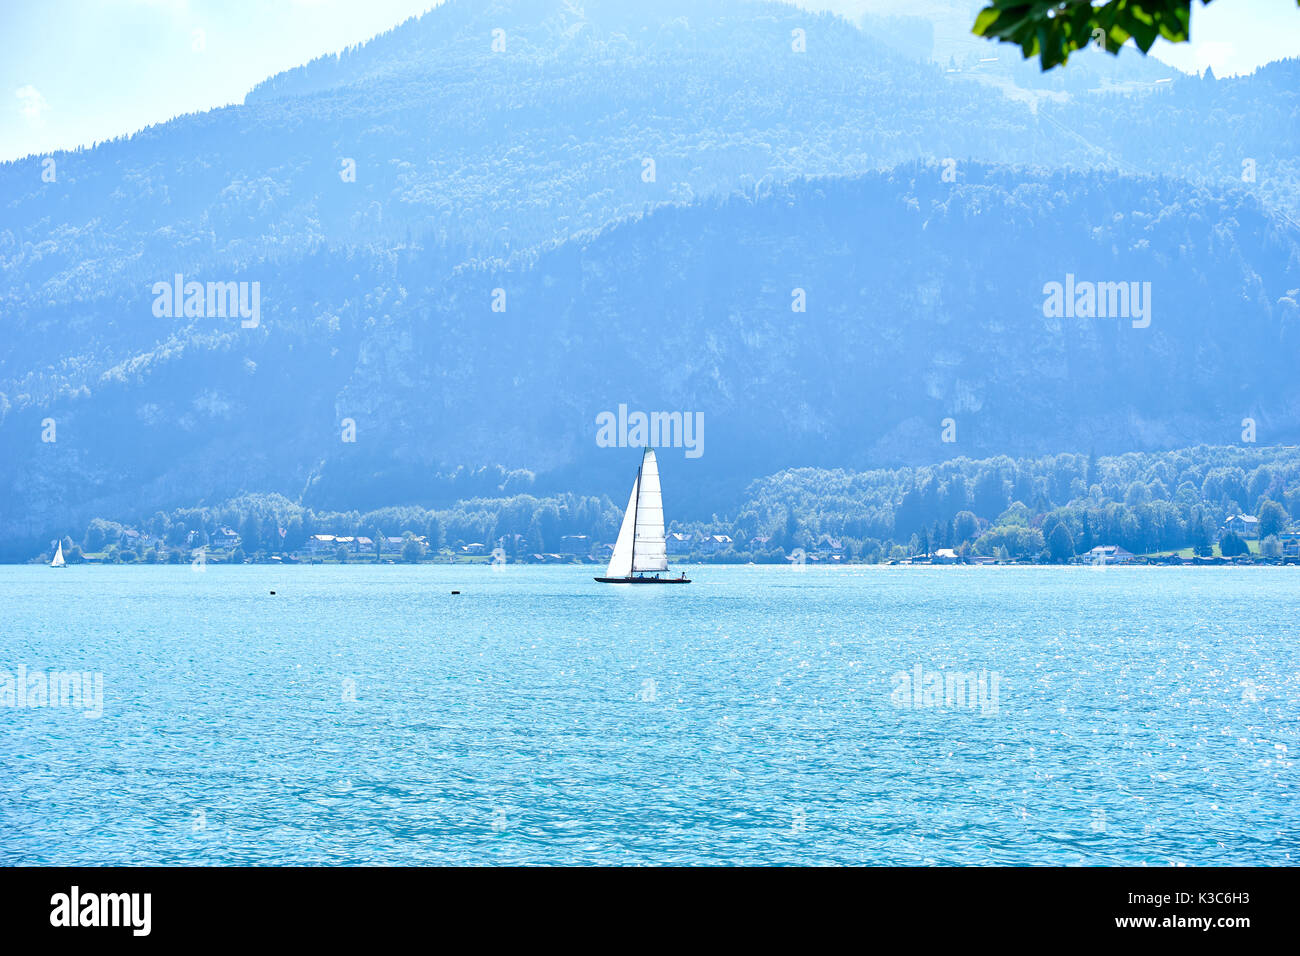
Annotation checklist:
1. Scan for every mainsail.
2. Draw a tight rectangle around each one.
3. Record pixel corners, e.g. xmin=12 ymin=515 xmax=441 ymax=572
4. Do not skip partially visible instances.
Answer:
xmin=50 ymin=541 xmax=65 ymax=568
xmin=603 ymin=448 xmax=669 ymax=578
xmin=631 ymin=449 xmax=668 ymax=572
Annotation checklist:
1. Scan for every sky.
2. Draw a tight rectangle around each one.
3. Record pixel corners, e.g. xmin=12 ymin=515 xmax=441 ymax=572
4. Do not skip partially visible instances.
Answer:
xmin=3 ymin=0 xmax=1298 ymax=163
xmin=1 ymin=0 xmax=445 ymax=162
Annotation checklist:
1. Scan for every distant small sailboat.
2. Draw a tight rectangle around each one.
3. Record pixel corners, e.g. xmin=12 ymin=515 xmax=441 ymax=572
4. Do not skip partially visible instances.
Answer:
xmin=595 ymin=448 xmax=690 ymax=584
xmin=50 ymin=541 xmax=66 ymax=568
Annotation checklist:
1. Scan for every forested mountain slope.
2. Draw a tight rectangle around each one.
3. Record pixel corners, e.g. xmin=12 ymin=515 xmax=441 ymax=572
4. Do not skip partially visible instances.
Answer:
xmin=3 ymin=165 xmax=1296 ymax=554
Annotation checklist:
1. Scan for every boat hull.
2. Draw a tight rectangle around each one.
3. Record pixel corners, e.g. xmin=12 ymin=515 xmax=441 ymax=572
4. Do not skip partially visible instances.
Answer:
xmin=594 ymin=576 xmax=691 ymax=584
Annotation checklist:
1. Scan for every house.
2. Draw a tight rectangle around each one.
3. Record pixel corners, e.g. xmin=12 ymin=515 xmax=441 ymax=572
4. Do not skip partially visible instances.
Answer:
xmin=498 ymin=533 xmax=526 ymax=552
xmin=815 ymin=535 xmax=846 ymax=557
xmin=558 ymin=534 xmax=589 ymax=555
xmin=307 ymin=534 xmax=337 ymax=553
xmin=749 ymin=535 xmax=772 ymax=552
xmin=460 ymin=542 xmax=486 ymax=556
xmin=122 ymin=528 xmax=165 ymax=552
xmin=125 ymin=530 xmax=167 ymax=554
xmin=666 ymin=532 xmax=694 ymax=555
xmin=1279 ymin=531 xmax=1300 ymax=559
xmin=122 ymin=529 xmax=165 ymax=552
xmin=213 ymin=527 xmax=240 ymax=547
xmin=1223 ymin=514 xmax=1260 ymax=539
xmin=701 ymin=534 xmax=733 ymax=554
xmin=356 ymin=536 xmax=374 ymax=552
xmin=931 ymin=548 xmax=960 ymax=564
xmin=1085 ymin=544 xmax=1135 ymax=565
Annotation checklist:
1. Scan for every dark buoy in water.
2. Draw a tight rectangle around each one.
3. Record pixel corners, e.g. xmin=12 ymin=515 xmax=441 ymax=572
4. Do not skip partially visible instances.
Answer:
xmin=270 ymin=590 xmax=276 ymax=595
xmin=451 ymin=590 xmax=461 ymax=595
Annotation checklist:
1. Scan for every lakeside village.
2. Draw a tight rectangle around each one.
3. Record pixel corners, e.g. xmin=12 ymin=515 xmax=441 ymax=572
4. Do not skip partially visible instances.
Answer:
xmin=32 ymin=511 xmax=1300 ymax=567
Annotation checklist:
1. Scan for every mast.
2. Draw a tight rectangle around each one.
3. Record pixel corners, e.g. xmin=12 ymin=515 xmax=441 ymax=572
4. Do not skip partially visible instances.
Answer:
xmin=629 ymin=448 xmax=645 ymax=574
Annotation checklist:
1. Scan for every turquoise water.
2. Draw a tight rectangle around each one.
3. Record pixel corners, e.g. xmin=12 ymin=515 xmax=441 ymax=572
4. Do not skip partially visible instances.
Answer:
xmin=1 ymin=564 xmax=1295 ymax=866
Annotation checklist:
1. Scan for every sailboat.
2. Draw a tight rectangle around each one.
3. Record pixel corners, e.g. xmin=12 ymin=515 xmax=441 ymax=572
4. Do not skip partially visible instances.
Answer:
xmin=595 ymin=448 xmax=691 ymax=584
xmin=50 ymin=541 xmax=66 ymax=568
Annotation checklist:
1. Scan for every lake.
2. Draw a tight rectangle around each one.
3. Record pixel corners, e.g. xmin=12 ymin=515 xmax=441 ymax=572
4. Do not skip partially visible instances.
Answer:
xmin=1 ymin=564 xmax=1295 ymax=865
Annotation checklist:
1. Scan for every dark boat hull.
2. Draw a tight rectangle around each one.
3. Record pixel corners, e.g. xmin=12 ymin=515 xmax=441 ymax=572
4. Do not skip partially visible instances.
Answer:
xmin=594 ymin=576 xmax=691 ymax=584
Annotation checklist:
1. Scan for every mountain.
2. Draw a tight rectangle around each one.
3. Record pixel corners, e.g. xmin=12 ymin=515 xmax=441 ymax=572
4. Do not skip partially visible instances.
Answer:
xmin=5 ymin=163 xmax=1297 ymax=554
xmin=2 ymin=0 xmax=1296 ymax=273
xmin=0 ymin=0 xmax=1297 ymax=556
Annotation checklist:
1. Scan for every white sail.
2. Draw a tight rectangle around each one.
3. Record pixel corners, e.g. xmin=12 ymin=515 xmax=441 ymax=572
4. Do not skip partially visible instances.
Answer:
xmin=631 ymin=449 xmax=668 ymax=572
xmin=605 ymin=471 xmax=640 ymax=578
xmin=51 ymin=541 xmax=65 ymax=567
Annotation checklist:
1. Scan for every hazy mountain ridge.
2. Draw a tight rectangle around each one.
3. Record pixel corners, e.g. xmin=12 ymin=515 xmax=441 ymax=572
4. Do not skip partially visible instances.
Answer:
xmin=4 ymin=164 xmax=1297 ymax=556
xmin=2 ymin=0 xmax=1295 ymax=304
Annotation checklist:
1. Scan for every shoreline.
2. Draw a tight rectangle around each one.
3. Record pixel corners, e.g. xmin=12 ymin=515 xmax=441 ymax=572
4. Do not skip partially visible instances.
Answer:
xmin=18 ymin=557 xmax=1300 ymax=568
